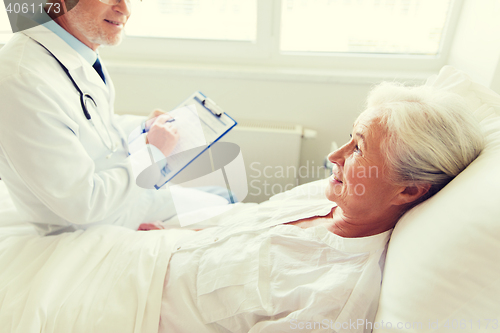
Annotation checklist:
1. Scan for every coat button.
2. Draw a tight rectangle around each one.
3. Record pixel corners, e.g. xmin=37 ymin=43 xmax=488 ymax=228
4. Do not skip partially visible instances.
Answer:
xmin=213 ymin=237 xmax=219 ymax=242
xmin=177 ymin=246 xmax=181 ymax=250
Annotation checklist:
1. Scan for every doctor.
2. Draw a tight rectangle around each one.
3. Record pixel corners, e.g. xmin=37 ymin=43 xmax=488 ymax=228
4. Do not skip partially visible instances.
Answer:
xmin=0 ymin=0 xmax=212 ymax=235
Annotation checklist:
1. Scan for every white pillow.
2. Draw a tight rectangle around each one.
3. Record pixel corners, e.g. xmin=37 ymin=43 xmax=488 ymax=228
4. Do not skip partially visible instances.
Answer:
xmin=373 ymin=66 xmax=500 ymax=332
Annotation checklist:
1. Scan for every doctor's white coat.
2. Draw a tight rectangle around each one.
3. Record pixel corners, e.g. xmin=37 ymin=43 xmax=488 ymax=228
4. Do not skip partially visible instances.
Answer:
xmin=0 ymin=25 xmax=175 ymax=235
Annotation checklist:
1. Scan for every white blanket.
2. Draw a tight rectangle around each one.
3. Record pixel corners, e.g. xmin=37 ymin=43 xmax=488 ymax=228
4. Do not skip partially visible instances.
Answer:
xmin=0 ymin=226 xmax=193 ymax=333
xmin=0 ymin=181 xmax=191 ymax=333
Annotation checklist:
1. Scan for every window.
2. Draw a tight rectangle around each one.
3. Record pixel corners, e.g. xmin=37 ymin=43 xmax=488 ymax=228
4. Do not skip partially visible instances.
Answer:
xmin=1 ymin=0 xmax=462 ymax=72
xmin=280 ymin=0 xmax=451 ymax=55
xmin=126 ymin=0 xmax=257 ymax=41
xmin=114 ymin=0 xmax=461 ymax=71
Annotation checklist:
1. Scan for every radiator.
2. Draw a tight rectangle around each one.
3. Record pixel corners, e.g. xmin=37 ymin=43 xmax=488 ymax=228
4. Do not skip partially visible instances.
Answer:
xmin=221 ymin=120 xmax=305 ymax=203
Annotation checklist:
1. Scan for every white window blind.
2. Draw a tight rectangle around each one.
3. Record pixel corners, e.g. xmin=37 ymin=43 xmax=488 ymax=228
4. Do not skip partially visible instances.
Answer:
xmin=125 ymin=0 xmax=257 ymax=41
xmin=280 ymin=0 xmax=452 ymax=55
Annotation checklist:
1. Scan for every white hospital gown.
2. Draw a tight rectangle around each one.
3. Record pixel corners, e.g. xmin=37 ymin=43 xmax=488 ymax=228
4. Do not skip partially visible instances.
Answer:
xmin=160 ymin=180 xmax=392 ymax=333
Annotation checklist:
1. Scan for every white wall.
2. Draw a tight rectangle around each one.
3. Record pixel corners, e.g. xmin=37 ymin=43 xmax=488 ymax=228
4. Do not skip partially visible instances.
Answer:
xmin=447 ymin=0 xmax=500 ymax=92
xmin=106 ymin=0 xmax=500 ymax=198
xmin=109 ymin=64 xmax=427 ymax=191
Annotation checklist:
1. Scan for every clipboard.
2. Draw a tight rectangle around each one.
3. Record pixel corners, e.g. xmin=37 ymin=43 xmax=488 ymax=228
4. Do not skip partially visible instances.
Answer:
xmin=155 ymin=91 xmax=237 ymax=189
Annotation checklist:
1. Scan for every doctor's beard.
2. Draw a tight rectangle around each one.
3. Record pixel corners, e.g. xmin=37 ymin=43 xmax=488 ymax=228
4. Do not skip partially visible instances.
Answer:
xmin=64 ymin=1 xmax=125 ymax=47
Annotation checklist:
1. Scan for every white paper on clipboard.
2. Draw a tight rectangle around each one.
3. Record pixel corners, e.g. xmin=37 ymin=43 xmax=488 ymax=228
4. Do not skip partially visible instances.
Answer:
xmin=156 ymin=92 xmax=237 ymax=188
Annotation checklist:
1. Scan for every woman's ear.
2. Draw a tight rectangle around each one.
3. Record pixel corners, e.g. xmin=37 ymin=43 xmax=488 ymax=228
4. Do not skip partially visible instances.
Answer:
xmin=392 ymin=183 xmax=431 ymax=206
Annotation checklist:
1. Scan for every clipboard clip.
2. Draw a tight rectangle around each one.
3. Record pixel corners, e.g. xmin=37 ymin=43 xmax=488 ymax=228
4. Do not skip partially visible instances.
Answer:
xmin=202 ymin=98 xmax=224 ymax=117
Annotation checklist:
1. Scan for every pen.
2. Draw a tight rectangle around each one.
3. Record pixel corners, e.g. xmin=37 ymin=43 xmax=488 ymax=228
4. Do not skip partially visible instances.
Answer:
xmin=142 ymin=117 xmax=175 ymax=134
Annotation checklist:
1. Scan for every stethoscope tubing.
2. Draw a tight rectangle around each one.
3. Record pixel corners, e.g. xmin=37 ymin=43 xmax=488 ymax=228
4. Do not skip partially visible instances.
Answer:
xmin=33 ymin=40 xmax=117 ymax=155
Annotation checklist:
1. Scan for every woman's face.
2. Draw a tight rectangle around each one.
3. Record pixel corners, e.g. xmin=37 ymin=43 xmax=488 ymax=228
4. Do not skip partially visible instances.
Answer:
xmin=325 ymin=109 xmax=404 ymax=219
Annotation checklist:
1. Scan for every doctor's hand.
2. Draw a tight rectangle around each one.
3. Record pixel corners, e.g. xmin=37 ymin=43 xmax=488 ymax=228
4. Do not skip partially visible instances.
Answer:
xmin=146 ymin=114 xmax=180 ymax=157
xmin=144 ymin=109 xmax=167 ymax=131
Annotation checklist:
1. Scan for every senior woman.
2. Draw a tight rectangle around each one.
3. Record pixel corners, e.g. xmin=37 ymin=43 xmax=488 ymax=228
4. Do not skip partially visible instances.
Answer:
xmin=158 ymin=82 xmax=484 ymax=333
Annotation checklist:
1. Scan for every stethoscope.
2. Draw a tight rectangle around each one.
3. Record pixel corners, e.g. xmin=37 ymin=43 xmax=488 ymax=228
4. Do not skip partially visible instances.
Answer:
xmin=35 ymin=41 xmax=118 ymax=158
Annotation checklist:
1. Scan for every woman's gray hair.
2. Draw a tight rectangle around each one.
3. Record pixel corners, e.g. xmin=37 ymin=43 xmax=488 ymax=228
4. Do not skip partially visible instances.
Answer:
xmin=366 ymin=82 xmax=484 ymax=199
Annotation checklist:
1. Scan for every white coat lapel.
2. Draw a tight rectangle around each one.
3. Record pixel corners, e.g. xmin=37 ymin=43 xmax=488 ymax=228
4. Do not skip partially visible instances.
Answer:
xmin=81 ymin=62 xmax=108 ymax=93
xmin=80 ymin=59 xmax=115 ymax=119
xmin=100 ymin=60 xmax=115 ymax=108
xmin=22 ymin=24 xmax=83 ymax=72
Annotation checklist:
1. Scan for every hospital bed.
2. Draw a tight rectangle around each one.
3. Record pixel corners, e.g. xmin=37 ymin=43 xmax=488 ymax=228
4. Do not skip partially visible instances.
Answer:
xmin=0 ymin=66 xmax=499 ymax=332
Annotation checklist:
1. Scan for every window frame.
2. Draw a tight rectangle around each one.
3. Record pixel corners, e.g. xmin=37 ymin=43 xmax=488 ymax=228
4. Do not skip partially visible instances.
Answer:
xmin=100 ymin=0 xmax=275 ymax=64
xmin=2 ymin=0 xmax=464 ymax=73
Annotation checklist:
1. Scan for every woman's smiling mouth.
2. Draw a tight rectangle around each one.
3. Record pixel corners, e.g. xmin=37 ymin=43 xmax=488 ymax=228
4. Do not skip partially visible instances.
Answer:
xmin=329 ymin=174 xmax=343 ymax=184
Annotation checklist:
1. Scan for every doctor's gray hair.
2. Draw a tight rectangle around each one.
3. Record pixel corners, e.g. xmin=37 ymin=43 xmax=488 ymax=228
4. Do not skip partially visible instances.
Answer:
xmin=366 ymin=82 xmax=484 ymax=199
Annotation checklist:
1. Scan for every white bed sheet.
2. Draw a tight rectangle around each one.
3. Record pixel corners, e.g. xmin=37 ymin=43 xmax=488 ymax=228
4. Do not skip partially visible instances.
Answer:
xmin=0 ymin=180 xmax=38 ymax=239
xmin=0 ymin=180 xmax=197 ymax=333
